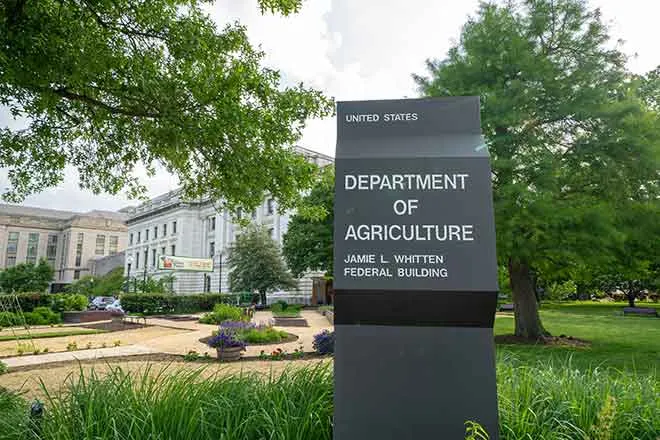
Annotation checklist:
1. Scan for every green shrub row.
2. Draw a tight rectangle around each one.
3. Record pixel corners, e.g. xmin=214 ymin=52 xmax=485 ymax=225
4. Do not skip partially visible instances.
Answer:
xmin=0 ymin=307 xmax=62 ymax=327
xmin=120 ymin=293 xmax=246 ymax=315
xmin=0 ymin=292 xmax=87 ymax=313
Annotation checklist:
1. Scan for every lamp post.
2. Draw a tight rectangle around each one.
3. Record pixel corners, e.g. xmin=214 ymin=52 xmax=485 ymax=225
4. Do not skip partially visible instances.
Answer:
xmin=216 ymin=251 xmax=223 ymax=294
xmin=125 ymin=255 xmax=134 ymax=293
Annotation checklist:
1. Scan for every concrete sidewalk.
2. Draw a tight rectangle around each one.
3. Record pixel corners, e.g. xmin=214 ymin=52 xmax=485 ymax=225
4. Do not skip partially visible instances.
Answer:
xmin=2 ymin=344 xmax=156 ymax=368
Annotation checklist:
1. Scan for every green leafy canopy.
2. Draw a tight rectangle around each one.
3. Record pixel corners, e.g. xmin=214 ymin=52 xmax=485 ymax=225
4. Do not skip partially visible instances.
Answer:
xmin=0 ymin=258 xmax=54 ymax=293
xmin=0 ymin=0 xmax=333 ymax=212
xmin=283 ymin=166 xmax=334 ymax=278
xmin=414 ymin=0 xmax=660 ymax=337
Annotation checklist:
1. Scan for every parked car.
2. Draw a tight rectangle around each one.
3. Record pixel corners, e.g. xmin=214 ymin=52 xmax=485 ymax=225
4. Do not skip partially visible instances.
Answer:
xmin=89 ymin=296 xmax=115 ymax=310
xmin=105 ymin=299 xmax=124 ymax=315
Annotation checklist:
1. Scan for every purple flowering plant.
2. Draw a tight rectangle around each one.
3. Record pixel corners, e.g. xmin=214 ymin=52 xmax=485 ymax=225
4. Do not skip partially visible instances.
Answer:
xmin=312 ymin=330 xmax=335 ymax=355
xmin=206 ymin=328 xmax=246 ymax=349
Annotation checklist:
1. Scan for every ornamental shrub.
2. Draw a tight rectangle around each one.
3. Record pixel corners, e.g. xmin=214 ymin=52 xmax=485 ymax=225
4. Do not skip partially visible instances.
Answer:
xmin=312 ymin=330 xmax=335 ymax=355
xmin=199 ymin=303 xmax=246 ymax=324
xmin=120 ymin=293 xmax=236 ymax=314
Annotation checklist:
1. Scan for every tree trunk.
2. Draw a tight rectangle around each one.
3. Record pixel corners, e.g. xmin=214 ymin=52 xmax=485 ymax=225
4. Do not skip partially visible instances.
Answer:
xmin=260 ymin=291 xmax=267 ymax=306
xmin=627 ymin=292 xmax=636 ymax=308
xmin=509 ymin=258 xmax=549 ymax=339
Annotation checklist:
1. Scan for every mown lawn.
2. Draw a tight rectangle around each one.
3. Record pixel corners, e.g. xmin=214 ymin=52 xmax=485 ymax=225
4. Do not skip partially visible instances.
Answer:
xmin=495 ymin=302 xmax=660 ymax=374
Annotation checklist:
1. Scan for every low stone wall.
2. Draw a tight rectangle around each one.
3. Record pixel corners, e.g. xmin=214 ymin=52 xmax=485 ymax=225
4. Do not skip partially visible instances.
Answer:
xmin=272 ymin=317 xmax=308 ymax=327
xmin=63 ymin=310 xmax=113 ymax=323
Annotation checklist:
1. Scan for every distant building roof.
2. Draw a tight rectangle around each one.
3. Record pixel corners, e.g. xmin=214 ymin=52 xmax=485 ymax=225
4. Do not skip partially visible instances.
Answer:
xmin=0 ymin=204 xmax=128 ymax=222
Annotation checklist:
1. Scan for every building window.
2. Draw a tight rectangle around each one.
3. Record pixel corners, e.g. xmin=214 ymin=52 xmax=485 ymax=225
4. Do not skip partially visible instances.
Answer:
xmin=5 ymin=231 xmax=19 ymax=267
xmin=60 ymin=233 xmax=67 ymax=267
xmin=268 ymin=228 xmax=275 ymax=239
xmin=172 ymin=221 xmax=177 ymax=234
xmin=161 ymin=247 xmax=166 ymax=256
xmin=73 ymin=270 xmax=80 ymax=280
xmin=171 ymin=245 xmax=176 ymax=256
xmin=26 ymin=233 xmax=39 ymax=264
xmin=151 ymin=249 xmax=156 ymax=267
xmin=204 ymin=274 xmax=211 ymax=293
xmin=47 ymin=234 xmax=58 ymax=267
xmin=154 ymin=226 xmax=158 ymax=237
xmin=267 ymin=198 xmax=275 ymax=215
xmin=145 ymin=228 xmax=149 ymax=241
xmin=137 ymin=231 xmax=141 ymax=243
xmin=209 ymin=216 xmax=215 ymax=231
xmin=95 ymin=234 xmax=106 ymax=255
xmin=75 ymin=233 xmax=84 ymax=266
xmin=251 ymin=210 xmax=257 ymax=220
xmin=136 ymin=252 xmax=140 ymax=269
xmin=143 ymin=251 xmax=148 ymax=269
xmin=129 ymin=233 xmax=133 ymax=245
xmin=209 ymin=241 xmax=215 ymax=258
xmin=163 ymin=224 xmax=167 ymax=236
xmin=109 ymin=236 xmax=118 ymax=255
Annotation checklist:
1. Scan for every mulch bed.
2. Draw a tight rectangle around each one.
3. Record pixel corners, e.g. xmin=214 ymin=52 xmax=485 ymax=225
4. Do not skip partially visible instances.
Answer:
xmin=495 ymin=334 xmax=590 ymax=348
xmin=198 ymin=332 xmax=299 ymax=347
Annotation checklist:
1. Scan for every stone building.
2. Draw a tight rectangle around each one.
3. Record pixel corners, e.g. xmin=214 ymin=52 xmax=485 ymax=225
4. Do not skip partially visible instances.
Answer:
xmin=122 ymin=146 xmax=333 ymax=299
xmin=0 ymin=205 xmax=128 ymax=288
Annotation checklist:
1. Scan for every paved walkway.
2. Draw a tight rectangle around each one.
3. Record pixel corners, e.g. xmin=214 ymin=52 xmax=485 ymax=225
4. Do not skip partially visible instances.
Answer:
xmin=3 ymin=344 xmax=156 ymax=368
xmin=1 ymin=310 xmax=333 ymax=368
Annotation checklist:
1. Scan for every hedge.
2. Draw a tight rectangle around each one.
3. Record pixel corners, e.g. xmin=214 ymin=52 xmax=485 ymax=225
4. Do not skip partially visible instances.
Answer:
xmin=120 ymin=293 xmax=245 ymax=315
xmin=0 ymin=293 xmax=87 ymax=313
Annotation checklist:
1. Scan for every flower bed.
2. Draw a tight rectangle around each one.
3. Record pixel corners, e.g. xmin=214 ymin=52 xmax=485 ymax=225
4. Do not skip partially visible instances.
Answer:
xmin=200 ymin=321 xmax=297 ymax=346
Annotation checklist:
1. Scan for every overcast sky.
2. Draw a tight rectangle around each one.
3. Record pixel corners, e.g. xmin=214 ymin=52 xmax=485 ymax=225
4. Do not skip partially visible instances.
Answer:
xmin=1 ymin=0 xmax=658 ymax=212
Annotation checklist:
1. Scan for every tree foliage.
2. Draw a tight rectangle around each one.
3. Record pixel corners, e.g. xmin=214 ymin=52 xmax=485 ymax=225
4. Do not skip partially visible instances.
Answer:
xmin=0 ymin=258 xmax=54 ymax=292
xmin=0 ymin=0 xmax=333 ymax=212
xmin=415 ymin=0 xmax=660 ymax=338
xmin=283 ymin=166 xmax=334 ymax=278
xmin=228 ymin=224 xmax=297 ymax=304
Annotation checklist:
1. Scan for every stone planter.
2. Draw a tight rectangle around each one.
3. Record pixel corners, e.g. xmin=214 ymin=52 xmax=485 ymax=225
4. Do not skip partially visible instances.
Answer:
xmin=63 ymin=310 xmax=112 ymax=323
xmin=216 ymin=346 xmax=243 ymax=361
xmin=325 ymin=311 xmax=334 ymax=325
xmin=272 ymin=316 xmax=308 ymax=327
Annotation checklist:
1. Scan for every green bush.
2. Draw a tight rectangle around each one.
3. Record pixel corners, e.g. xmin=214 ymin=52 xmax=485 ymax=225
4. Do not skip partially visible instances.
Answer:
xmin=271 ymin=302 xmax=302 ymax=318
xmin=51 ymin=294 xmax=88 ymax=312
xmin=240 ymin=327 xmax=289 ymax=344
xmin=0 ymin=311 xmax=22 ymax=327
xmin=199 ymin=303 xmax=246 ymax=324
xmin=23 ymin=307 xmax=61 ymax=325
xmin=0 ymin=361 xmax=7 ymax=375
xmin=120 ymin=293 xmax=237 ymax=315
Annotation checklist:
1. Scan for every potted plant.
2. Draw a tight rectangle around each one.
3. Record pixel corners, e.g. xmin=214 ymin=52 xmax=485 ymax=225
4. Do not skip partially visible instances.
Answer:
xmin=206 ymin=328 xmax=246 ymax=361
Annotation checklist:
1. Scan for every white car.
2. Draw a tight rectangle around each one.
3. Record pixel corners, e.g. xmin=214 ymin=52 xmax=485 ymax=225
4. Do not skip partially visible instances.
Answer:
xmin=89 ymin=296 xmax=115 ymax=310
xmin=105 ymin=299 xmax=124 ymax=315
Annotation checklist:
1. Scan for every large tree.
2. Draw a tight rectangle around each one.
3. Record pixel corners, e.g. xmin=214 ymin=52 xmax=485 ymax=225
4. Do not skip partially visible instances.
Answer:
xmin=415 ymin=0 xmax=660 ymax=338
xmin=282 ymin=166 xmax=334 ymax=278
xmin=0 ymin=0 xmax=332 ymax=212
xmin=228 ymin=224 xmax=297 ymax=305
xmin=0 ymin=259 xmax=54 ymax=292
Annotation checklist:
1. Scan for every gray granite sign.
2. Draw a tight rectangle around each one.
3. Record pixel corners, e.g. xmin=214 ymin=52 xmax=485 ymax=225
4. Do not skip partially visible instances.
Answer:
xmin=334 ymin=97 xmax=500 ymax=440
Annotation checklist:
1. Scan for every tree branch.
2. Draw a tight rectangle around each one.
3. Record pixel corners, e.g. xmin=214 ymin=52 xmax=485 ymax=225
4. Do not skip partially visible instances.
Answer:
xmin=52 ymin=87 xmax=161 ymax=118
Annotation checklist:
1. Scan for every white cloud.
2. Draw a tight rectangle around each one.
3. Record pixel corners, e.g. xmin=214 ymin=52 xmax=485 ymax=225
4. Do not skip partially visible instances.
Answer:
xmin=1 ymin=0 xmax=658 ymax=211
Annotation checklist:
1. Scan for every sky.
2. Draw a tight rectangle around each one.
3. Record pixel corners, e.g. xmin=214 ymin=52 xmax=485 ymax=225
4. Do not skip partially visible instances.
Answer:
xmin=0 ymin=0 xmax=658 ymax=212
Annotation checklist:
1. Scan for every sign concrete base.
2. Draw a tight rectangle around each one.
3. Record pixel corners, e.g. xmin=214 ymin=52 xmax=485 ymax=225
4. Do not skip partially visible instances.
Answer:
xmin=334 ymin=324 xmax=499 ymax=439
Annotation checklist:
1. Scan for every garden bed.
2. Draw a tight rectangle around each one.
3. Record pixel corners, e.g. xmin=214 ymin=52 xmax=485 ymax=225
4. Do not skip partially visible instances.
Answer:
xmin=199 ymin=332 xmax=298 ymax=347
xmin=272 ymin=317 xmax=308 ymax=327
xmin=63 ymin=310 xmax=113 ymax=323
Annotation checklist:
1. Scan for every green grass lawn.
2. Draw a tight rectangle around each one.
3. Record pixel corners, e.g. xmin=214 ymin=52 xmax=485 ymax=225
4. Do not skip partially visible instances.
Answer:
xmin=495 ymin=302 xmax=660 ymax=374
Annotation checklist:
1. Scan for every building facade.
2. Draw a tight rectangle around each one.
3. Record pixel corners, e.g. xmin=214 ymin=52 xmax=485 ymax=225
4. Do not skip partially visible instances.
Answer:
xmin=0 ymin=205 xmax=128 ymax=287
xmin=122 ymin=146 xmax=333 ymax=298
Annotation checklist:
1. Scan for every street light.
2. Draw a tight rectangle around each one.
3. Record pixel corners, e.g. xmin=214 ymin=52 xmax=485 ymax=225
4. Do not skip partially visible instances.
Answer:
xmin=125 ymin=255 xmax=134 ymax=293
xmin=216 ymin=251 xmax=224 ymax=294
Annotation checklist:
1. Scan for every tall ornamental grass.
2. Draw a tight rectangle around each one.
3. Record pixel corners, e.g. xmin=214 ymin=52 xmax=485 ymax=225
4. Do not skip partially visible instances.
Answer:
xmin=0 ymin=358 xmax=657 ymax=440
